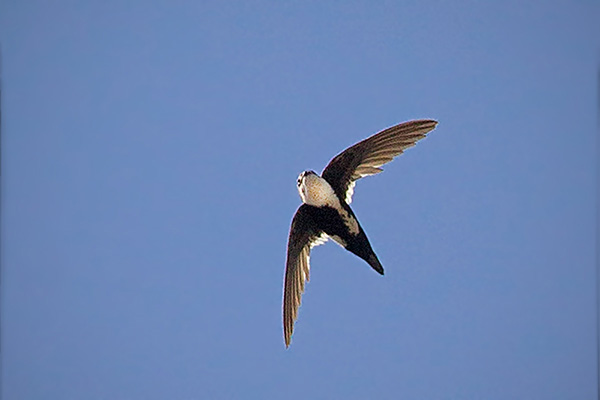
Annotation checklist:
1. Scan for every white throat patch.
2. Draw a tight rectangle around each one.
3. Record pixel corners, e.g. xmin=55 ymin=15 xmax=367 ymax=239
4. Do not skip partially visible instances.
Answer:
xmin=297 ymin=172 xmax=359 ymax=235
xmin=298 ymin=173 xmax=337 ymax=207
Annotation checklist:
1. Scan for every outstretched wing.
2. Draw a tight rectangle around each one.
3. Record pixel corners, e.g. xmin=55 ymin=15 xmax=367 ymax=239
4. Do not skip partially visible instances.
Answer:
xmin=321 ymin=119 xmax=438 ymax=204
xmin=283 ymin=204 xmax=327 ymax=348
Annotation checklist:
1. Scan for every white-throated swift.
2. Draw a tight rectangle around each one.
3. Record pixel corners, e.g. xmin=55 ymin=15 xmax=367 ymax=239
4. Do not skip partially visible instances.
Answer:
xmin=283 ymin=119 xmax=438 ymax=347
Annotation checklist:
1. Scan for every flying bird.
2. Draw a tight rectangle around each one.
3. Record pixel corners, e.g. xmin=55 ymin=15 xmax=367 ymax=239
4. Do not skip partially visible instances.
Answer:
xmin=283 ymin=119 xmax=438 ymax=347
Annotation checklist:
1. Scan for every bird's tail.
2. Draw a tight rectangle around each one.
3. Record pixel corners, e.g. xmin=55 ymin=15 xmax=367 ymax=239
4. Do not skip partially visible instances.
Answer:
xmin=367 ymin=254 xmax=384 ymax=275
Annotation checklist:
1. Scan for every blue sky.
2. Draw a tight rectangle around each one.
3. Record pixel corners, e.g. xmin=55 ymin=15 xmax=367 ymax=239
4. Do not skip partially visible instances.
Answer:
xmin=1 ymin=1 xmax=598 ymax=399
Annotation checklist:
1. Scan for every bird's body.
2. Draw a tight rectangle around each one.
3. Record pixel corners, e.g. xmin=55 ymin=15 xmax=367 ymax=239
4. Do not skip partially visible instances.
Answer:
xmin=296 ymin=172 xmax=383 ymax=273
xmin=283 ymin=119 xmax=438 ymax=347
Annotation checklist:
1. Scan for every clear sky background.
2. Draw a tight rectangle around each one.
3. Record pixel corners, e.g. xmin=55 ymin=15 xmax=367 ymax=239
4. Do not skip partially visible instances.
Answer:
xmin=1 ymin=1 xmax=598 ymax=399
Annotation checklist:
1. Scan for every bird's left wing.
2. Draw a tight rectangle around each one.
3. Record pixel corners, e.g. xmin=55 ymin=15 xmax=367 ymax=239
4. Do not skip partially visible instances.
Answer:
xmin=321 ymin=119 xmax=438 ymax=204
xmin=283 ymin=204 xmax=327 ymax=348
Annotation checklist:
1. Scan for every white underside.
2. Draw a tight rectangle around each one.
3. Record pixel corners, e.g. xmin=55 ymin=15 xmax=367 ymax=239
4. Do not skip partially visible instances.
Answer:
xmin=310 ymin=233 xmax=347 ymax=249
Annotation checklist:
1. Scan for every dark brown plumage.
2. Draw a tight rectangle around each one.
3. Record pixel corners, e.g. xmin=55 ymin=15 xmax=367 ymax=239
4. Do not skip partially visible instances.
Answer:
xmin=283 ymin=119 xmax=438 ymax=348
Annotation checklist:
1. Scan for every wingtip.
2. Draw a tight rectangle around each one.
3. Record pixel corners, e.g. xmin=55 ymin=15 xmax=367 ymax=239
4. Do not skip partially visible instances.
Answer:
xmin=423 ymin=119 xmax=439 ymax=128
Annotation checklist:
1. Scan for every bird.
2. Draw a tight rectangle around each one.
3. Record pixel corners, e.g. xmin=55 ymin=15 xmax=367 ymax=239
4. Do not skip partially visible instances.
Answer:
xmin=283 ymin=119 xmax=438 ymax=347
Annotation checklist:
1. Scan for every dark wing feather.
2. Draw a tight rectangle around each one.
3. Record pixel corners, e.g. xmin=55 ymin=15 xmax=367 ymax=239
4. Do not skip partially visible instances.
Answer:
xmin=283 ymin=205 xmax=324 ymax=348
xmin=321 ymin=119 xmax=438 ymax=203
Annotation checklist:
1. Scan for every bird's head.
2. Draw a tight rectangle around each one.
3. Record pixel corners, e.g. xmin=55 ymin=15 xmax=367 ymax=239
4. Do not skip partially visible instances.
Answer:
xmin=297 ymin=170 xmax=316 ymax=186
xmin=297 ymin=170 xmax=317 ymax=203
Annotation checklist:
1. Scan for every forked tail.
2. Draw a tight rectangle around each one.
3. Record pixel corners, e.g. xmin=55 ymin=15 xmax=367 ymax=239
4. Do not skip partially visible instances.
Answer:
xmin=366 ymin=254 xmax=384 ymax=275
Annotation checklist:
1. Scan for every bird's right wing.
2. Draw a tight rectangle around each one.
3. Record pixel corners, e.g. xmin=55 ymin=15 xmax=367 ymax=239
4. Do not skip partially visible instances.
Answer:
xmin=321 ymin=119 xmax=438 ymax=204
xmin=283 ymin=204 xmax=326 ymax=348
